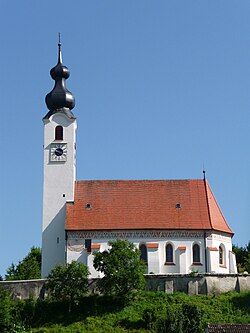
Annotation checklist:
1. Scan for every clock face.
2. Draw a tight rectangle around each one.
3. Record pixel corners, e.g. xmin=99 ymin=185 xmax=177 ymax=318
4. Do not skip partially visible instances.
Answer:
xmin=50 ymin=143 xmax=67 ymax=162
xmin=55 ymin=148 xmax=64 ymax=156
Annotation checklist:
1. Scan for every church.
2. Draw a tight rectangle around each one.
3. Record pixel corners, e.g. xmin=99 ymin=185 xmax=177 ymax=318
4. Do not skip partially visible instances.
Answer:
xmin=41 ymin=42 xmax=237 ymax=278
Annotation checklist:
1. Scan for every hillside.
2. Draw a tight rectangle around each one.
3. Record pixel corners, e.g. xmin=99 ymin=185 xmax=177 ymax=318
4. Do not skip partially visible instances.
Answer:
xmin=1 ymin=290 xmax=249 ymax=333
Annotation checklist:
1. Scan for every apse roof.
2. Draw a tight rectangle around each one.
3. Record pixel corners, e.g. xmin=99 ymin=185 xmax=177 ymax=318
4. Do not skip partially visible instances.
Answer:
xmin=65 ymin=179 xmax=233 ymax=234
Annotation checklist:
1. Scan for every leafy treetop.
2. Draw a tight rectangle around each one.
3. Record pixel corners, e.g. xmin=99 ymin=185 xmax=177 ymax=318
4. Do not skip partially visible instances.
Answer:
xmin=233 ymin=242 xmax=250 ymax=273
xmin=93 ymin=239 xmax=146 ymax=297
xmin=47 ymin=261 xmax=89 ymax=310
xmin=5 ymin=247 xmax=41 ymax=281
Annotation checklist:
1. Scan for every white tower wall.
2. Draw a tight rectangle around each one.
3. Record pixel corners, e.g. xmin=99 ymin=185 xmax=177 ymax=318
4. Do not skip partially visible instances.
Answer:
xmin=42 ymin=112 xmax=76 ymax=277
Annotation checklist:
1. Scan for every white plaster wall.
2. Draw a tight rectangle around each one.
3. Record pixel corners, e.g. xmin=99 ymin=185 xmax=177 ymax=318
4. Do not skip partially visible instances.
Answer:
xmin=66 ymin=235 xmax=209 ymax=277
xmin=147 ymin=248 xmax=160 ymax=274
xmin=207 ymin=250 xmax=219 ymax=273
xmin=229 ymin=251 xmax=237 ymax=274
xmin=178 ymin=249 xmax=187 ymax=274
xmin=206 ymin=233 xmax=235 ymax=274
xmin=42 ymin=113 xmax=77 ymax=277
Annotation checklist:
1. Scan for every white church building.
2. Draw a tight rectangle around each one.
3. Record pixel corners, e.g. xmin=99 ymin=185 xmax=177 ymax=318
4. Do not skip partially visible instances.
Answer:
xmin=41 ymin=42 xmax=237 ymax=278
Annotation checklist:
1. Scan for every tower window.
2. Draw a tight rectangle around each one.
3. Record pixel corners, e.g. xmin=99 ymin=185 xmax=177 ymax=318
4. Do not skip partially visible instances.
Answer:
xmin=55 ymin=126 xmax=63 ymax=140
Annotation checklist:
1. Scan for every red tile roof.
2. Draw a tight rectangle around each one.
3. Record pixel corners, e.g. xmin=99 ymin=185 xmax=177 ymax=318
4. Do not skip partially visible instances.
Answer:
xmin=65 ymin=179 xmax=233 ymax=234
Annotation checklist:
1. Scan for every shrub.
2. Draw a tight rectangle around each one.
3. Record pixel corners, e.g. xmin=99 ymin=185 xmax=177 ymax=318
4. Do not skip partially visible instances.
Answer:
xmin=181 ymin=303 xmax=203 ymax=333
xmin=0 ymin=287 xmax=15 ymax=332
xmin=47 ymin=261 xmax=89 ymax=311
xmin=93 ymin=240 xmax=146 ymax=298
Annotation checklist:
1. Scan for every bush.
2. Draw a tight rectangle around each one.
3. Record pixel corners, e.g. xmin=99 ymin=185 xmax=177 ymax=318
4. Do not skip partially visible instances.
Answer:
xmin=47 ymin=261 xmax=89 ymax=311
xmin=93 ymin=240 xmax=146 ymax=298
xmin=181 ymin=303 xmax=202 ymax=333
xmin=0 ymin=287 xmax=26 ymax=332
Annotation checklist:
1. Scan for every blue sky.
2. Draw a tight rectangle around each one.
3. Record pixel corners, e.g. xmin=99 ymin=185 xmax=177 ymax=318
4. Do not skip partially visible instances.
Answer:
xmin=0 ymin=1 xmax=249 ymax=276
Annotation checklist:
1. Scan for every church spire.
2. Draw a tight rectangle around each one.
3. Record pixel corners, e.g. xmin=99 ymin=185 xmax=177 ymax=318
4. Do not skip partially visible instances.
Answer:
xmin=45 ymin=35 xmax=75 ymax=113
xmin=58 ymin=33 xmax=62 ymax=64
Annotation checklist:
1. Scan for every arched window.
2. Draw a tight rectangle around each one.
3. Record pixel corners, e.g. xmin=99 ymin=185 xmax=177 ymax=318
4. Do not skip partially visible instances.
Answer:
xmin=55 ymin=126 xmax=63 ymax=140
xmin=192 ymin=244 xmax=200 ymax=263
xmin=219 ymin=245 xmax=224 ymax=266
xmin=139 ymin=244 xmax=148 ymax=265
xmin=165 ymin=243 xmax=173 ymax=263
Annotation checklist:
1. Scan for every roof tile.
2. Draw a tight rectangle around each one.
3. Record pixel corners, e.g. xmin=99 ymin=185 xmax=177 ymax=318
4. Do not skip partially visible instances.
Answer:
xmin=65 ymin=179 xmax=233 ymax=234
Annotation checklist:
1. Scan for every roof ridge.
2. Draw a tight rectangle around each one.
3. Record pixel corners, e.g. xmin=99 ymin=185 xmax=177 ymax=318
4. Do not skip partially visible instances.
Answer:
xmin=206 ymin=182 xmax=233 ymax=234
xmin=203 ymin=179 xmax=213 ymax=230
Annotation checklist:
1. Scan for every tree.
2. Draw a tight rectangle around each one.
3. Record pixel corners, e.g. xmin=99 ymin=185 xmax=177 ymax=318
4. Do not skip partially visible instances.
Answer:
xmin=233 ymin=242 xmax=250 ymax=273
xmin=93 ymin=239 xmax=146 ymax=297
xmin=5 ymin=247 xmax=41 ymax=281
xmin=47 ymin=261 xmax=89 ymax=311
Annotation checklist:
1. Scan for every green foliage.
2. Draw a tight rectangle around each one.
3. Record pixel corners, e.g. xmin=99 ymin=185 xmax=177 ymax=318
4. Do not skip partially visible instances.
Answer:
xmin=181 ymin=303 xmax=202 ymax=333
xmin=140 ymin=302 xmax=183 ymax=332
xmin=5 ymin=247 xmax=41 ymax=281
xmin=0 ymin=287 xmax=13 ymax=332
xmin=93 ymin=239 xmax=146 ymax=298
xmin=47 ymin=261 xmax=89 ymax=310
xmin=189 ymin=269 xmax=199 ymax=277
xmin=1 ymin=289 xmax=249 ymax=332
xmin=233 ymin=242 xmax=250 ymax=273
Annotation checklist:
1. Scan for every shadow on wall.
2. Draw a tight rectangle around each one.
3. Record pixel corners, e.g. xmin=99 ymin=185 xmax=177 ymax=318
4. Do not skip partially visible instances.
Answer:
xmin=42 ymin=205 xmax=66 ymax=277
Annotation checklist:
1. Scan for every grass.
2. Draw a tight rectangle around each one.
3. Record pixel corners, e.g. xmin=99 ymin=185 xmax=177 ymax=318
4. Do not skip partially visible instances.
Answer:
xmin=21 ymin=291 xmax=250 ymax=333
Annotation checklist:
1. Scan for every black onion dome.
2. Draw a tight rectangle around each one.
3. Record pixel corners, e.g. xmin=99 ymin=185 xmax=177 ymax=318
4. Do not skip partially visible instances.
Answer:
xmin=45 ymin=42 xmax=75 ymax=111
xmin=50 ymin=63 xmax=70 ymax=80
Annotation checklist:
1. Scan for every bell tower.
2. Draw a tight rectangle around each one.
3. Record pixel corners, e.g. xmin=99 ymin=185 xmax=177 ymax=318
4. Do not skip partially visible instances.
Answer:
xmin=42 ymin=37 xmax=77 ymax=277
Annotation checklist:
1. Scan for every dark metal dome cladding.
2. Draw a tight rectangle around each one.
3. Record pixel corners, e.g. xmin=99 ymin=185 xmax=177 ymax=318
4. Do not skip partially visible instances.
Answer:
xmin=45 ymin=37 xmax=75 ymax=111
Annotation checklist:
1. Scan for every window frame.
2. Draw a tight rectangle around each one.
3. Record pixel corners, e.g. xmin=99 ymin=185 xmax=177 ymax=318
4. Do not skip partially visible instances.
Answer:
xmin=85 ymin=239 xmax=92 ymax=253
xmin=192 ymin=243 xmax=201 ymax=265
xmin=165 ymin=243 xmax=174 ymax=265
xmin=55 ymin=125 xmax=63 ymax=141
xmin=219 ymin=244 xmax=226 ymax=267
xmin=139 ymin=243 xmax=148 ymax=266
